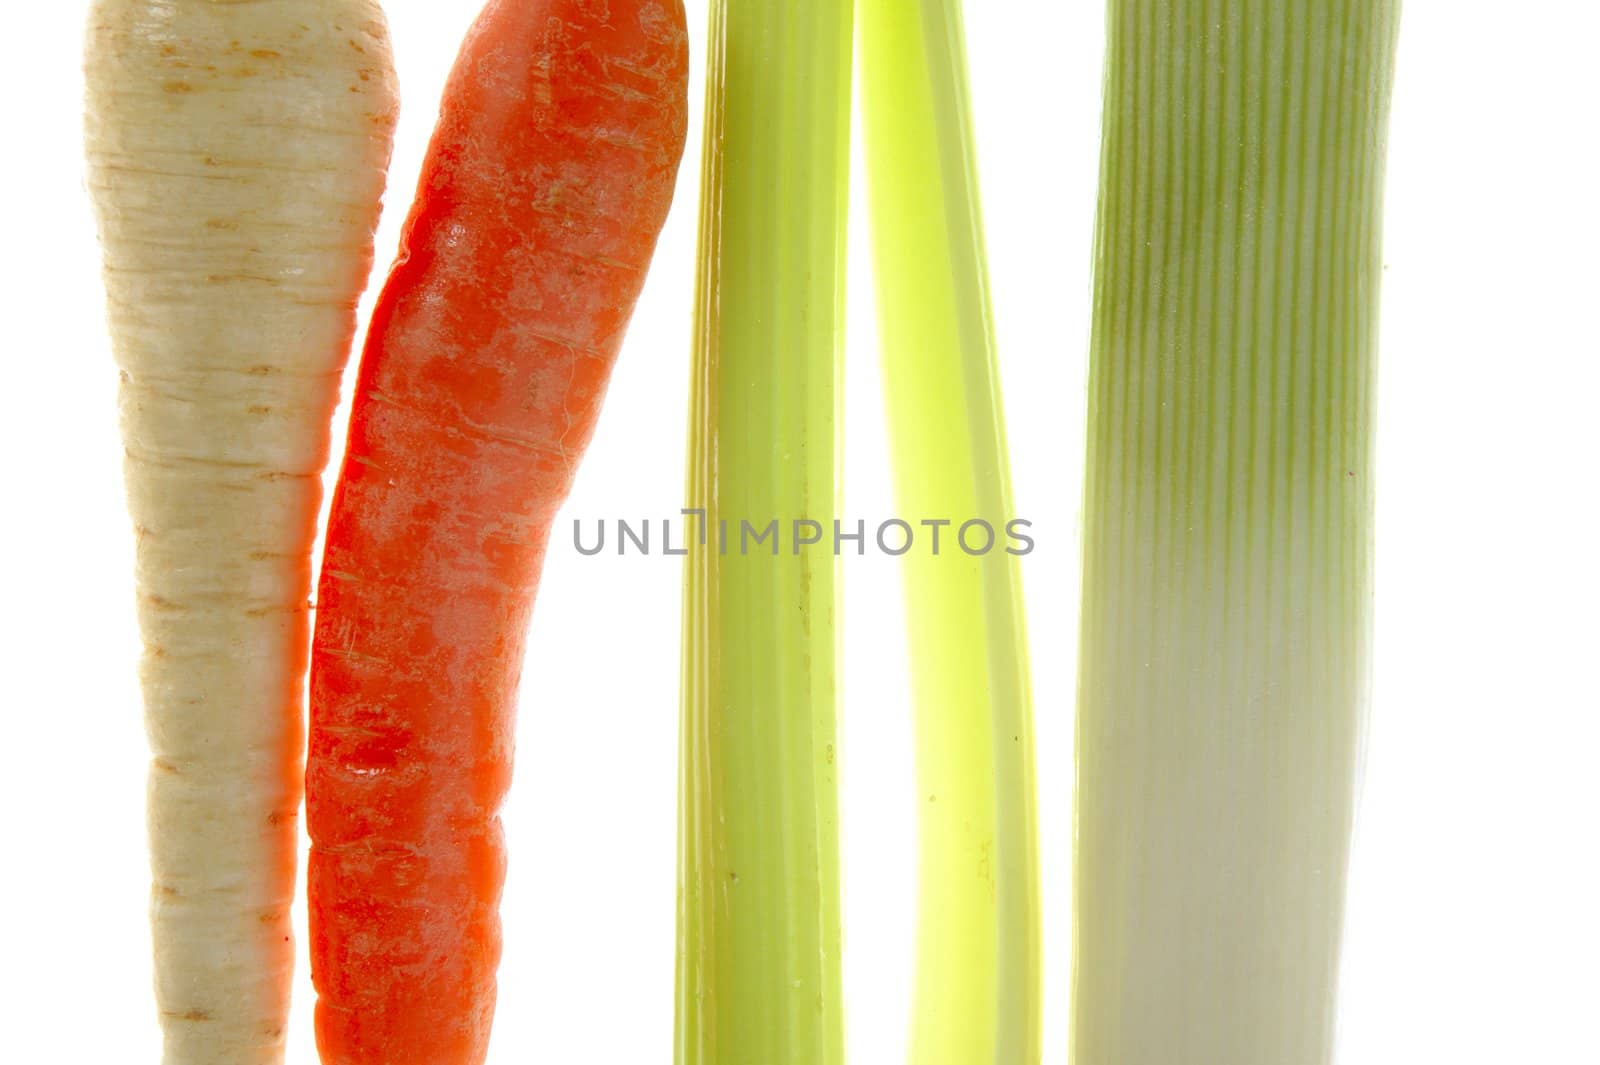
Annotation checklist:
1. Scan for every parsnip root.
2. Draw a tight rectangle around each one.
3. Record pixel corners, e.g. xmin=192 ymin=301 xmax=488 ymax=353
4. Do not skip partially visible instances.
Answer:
xmin=84 ymin=3 xmax=398 ymax=1061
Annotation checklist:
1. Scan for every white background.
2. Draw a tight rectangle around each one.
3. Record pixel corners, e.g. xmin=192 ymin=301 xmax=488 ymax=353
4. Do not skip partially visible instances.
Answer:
xmin=2 ymin=1 xmax=1596 ymax=1062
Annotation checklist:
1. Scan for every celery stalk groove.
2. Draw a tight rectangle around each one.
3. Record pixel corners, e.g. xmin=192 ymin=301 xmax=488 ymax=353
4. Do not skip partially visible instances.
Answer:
xmin=859 ymin=1 xmax=1040 ymax=1063
xmin=1073 ymin=3 xmax=1400 ymax=1064
xmin=676 ymin=2 xmax=854 ymax=1064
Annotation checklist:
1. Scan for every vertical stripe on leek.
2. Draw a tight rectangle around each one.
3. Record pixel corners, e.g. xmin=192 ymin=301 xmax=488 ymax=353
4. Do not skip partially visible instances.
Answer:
xmin=676 ymin=1 xmax=853 ymax=1064
xmin=859 ymin=2 xmax=1041 ymax=1064
xmin=1073 ymin=2 xmax=1400 ymax=1064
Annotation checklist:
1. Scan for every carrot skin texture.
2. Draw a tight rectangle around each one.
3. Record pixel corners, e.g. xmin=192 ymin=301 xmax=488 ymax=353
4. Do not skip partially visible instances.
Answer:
xmin=306 ymin=2 xmax=689 ymax=1062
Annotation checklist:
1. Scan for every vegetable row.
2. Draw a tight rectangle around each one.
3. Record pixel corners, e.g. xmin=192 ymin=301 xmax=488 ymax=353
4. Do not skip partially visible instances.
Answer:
xmin=84 ymin=1 xmax=1398 ymax=1063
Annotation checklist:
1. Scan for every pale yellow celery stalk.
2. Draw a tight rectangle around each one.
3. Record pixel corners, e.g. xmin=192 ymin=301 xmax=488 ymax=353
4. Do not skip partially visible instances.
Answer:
xmin=676 ymin=1 xmax=854 ymax=1063
xmin=1073 ymin=2 xmax=1400 ymax=1064
xmin=858 ymin=2 xmax=1040 ymax=1063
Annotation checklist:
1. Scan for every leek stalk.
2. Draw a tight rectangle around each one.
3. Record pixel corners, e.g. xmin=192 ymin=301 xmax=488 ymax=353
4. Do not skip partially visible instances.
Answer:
xmin=1073 ymin=2 xmax=1400 ymax=1064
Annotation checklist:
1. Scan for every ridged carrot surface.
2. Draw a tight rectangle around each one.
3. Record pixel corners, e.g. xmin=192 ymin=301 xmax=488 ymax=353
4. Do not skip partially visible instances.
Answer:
xmin=305 ymin=2 xmax=689 ymax=1061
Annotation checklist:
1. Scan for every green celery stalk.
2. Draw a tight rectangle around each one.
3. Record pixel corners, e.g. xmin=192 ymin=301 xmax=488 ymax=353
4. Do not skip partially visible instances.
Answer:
xmin=676 ymin=1 xmax=853 ymax=1063
xmin=859 ymin=2 xmax=1040 ymax=1063
xmin=1073 ymin=2 xmax=1400 ymax=1064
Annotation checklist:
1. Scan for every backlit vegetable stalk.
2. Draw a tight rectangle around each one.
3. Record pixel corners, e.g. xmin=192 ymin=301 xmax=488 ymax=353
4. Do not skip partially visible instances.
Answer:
xmin=676 ymin=1 xmax=853 ymax=1063
xmin=1073 ymin=3 xmax=1400 ymax=1064
xmin=858 ymin=1 xmax=1040 ymax=1063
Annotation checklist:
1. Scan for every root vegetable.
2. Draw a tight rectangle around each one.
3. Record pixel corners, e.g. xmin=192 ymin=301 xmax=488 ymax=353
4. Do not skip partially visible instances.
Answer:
xmin=83 ymin=2 xmax=399 ymax=1062
xmin=304 ymin=2 xmax=689 ymax=1061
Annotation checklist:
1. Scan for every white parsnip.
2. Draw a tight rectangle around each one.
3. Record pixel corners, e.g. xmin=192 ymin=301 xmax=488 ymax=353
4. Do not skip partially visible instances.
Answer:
xmin=84 ymin=3 xmax=397 ymax=1062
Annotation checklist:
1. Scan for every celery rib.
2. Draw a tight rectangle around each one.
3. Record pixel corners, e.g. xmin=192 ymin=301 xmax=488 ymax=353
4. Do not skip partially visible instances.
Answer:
xmin=859 ymin=2 xmax=1041 ymax=1063
xmin=676 ymin=2 xmax=854 ymax=1064
xmin=1073 ymin=3 xmax=1400 ymax=1064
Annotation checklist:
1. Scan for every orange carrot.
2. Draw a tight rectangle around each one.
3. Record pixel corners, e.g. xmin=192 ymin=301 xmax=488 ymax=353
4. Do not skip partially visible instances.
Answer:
xmin=305 ymin=2 xmax=688 ymax=1061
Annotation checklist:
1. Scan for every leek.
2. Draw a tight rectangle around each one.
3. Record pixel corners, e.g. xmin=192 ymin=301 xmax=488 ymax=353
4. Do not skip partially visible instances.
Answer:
xmin=859 ymin=1 xmax=1040 ymax=1063
xmin=1073 ymin=3 xmax=1400 ymax=1064
xmin=676 ymin=1 xmax=853 ymax=1063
